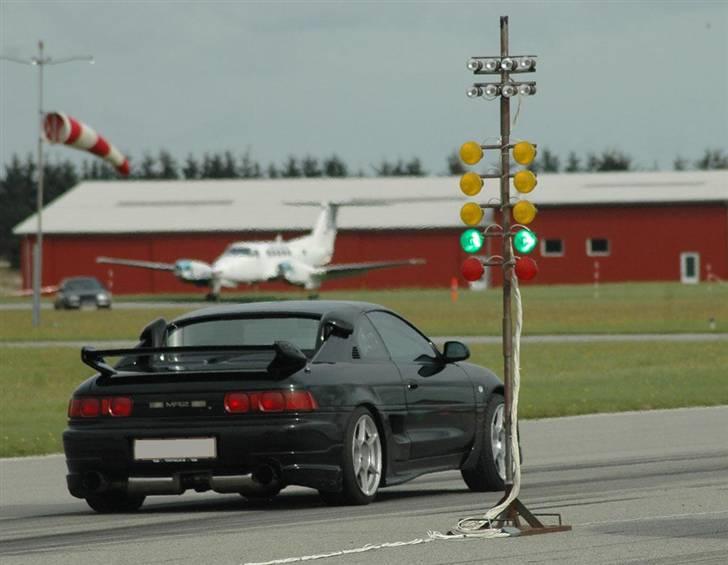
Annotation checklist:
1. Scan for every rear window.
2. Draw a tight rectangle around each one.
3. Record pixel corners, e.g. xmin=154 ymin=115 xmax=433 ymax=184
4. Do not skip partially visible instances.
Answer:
xmin=165 ymin=316 xmax=321 ymax=353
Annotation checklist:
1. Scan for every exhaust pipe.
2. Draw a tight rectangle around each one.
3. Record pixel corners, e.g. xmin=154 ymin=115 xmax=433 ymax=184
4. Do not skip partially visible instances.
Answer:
xmin=86 ymin=465 xmax=281 ymax=496
xmin=210 ymin=465 xmax=281 ymax=495
xmin=127 ymin=476 xmax=183 ymax=495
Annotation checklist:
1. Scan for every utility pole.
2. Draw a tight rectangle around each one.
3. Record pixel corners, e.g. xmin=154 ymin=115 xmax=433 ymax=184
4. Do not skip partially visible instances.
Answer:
xmin=1 ymin=41 xmax=93 ymax=326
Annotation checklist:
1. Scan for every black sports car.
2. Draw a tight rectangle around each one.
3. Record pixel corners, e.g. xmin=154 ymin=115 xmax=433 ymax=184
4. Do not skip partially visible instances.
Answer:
xmin=64 ymin=300 xmax=506 ymax=513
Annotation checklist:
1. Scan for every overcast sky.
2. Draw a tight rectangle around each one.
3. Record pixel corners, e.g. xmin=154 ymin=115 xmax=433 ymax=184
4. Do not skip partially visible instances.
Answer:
xmin=1 ymin=1 xmax=726 ymax=176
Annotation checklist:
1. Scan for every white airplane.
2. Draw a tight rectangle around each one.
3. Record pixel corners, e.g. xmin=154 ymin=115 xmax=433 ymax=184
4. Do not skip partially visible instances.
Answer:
xmin=97 ymin=201 xmax=425 ymax=300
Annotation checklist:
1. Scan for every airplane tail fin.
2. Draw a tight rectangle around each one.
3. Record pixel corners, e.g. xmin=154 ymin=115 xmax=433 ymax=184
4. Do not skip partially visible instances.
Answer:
xmin=283 ymin=197 xmax=462 ymax=265
xmin=311 ymin=202 xmax=339 ymax=246
xmin=284 ymin=200 xmax=388 ymax=259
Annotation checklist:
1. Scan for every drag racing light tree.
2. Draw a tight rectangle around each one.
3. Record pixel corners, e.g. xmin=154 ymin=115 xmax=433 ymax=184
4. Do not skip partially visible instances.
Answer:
xmin=456 ymin=137 xmax=541 ymax=283
xmin=453 ymin=16 xmax=569 ymax=535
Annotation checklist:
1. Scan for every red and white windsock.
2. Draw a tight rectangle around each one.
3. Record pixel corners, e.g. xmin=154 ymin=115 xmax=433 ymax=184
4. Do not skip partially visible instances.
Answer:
xmin=43 ymin=111 xmax=130 ymax=176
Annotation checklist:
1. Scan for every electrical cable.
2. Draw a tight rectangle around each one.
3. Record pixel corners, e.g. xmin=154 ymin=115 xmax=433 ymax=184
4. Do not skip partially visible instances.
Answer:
xmin=434 ymin=264 xmax=524 ymax=538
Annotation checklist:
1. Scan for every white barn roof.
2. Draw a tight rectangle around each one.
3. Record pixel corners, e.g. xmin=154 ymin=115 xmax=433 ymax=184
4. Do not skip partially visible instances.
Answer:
xmin=13 ymin=170 xmax=728 ymax=235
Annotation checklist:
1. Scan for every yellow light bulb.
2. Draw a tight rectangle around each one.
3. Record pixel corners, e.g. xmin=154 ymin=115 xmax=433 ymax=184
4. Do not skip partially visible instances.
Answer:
xmin=460 ymin=202 xmax=484 ymax=226
xmin=513 ymin=141 xmax=537 ymax=165
xmin=513 ymin=170 xmax=537 ymax=193
xmin=512 ymin=200 xmax=537 ymax=225
xmin=459 ymin=172 xmax=483 ymax=196
xmin=460 ymin=141 xmax=484 ymax=165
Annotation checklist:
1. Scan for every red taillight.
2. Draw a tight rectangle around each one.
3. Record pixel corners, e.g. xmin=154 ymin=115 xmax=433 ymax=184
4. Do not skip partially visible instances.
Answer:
xmin=224 ymin=392 xmax=250 ymax=413
xmin=284 ymin=390 xmax=318 ymax=411
xmin=79 ymin=398 xmax=100 ymax=417
xmin=68 ymin=399 xmax=82 ymax=418
xmin=109 ymin=396 xmax=133 ymax=417
xmin=259 ymin=391 xmax=285 ymax=412
xmin=68 ymin=396 xmax=133 ymax=418
xmin=224 ymin=390 xmax=317 ymax=414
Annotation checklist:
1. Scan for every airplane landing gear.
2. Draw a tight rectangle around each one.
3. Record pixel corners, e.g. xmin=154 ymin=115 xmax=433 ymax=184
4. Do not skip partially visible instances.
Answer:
xmin=206 ymin=277 xmax=222 ymax=302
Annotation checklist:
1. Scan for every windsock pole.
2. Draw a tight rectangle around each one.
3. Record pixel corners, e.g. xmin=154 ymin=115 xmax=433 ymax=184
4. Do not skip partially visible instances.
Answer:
xmin=32 ymin=42 xmax=45 ymax=328
xmin=0 ymin=41 xmax=94 ymax=326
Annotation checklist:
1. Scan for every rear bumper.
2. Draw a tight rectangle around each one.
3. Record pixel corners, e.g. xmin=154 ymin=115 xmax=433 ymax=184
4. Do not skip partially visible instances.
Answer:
xmin=64 ymin=414 xmax=346 ymax=498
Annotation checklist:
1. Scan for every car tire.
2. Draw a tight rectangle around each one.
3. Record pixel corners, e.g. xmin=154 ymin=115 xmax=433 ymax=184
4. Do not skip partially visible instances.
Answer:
xmin=461 ymin=393 xmax=506 ymax=492
xmin=85 ymin=492 xmax=145 ymax=513
xmin=319 ymin=407 xmax=383 ymax=506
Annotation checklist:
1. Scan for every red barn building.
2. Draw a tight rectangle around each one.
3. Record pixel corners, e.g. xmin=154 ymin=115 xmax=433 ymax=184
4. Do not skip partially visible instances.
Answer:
xmin=13 ymin=171 xmax=728 ymax=294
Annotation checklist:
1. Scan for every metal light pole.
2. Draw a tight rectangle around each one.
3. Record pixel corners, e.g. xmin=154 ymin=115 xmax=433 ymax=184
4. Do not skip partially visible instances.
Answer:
xmin=459 ymin=16 xmax=570 ymax=535
xmin=1 ymin=41 xmax=93 ymax=326
xmin=498 ymin=18 xmax=516 ymax=494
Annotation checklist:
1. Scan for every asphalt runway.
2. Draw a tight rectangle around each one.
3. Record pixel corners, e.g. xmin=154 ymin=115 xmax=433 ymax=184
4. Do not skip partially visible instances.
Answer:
xmin=2 ymin=407 xmax=727 ymax=564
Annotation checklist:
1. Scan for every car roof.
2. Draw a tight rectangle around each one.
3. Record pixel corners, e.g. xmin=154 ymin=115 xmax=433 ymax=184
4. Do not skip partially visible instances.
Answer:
xmin=61 ymin=276 xmax=102 ymax=284
xmin=171 ymin=300 xmax=391 ymax=326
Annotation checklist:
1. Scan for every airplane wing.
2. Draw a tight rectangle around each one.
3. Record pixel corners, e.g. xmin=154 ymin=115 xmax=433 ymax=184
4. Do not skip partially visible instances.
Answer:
xmin=8 ymin=285 xmax=59 ymax=297
xmin=97 ymin=257 xmax=176 ymax=272
xmin=318 ymin=258 xmax=426 ymax=280
xmin=284 ymin=197 xmax=460 ymax=207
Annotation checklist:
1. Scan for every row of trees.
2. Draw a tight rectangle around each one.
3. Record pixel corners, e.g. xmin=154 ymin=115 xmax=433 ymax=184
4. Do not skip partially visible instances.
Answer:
xmin=76 ymin=151 xmax=426 ymax=181
xmin=1 ymin=148 xmax=726 ymax=266
xmin=448 ymin=148 xmax=728 ymax=175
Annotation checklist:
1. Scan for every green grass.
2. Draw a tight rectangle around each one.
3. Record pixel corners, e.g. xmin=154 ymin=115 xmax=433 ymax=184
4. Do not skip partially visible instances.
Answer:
xmin=0 ymin=348 xmax=81 ymax=457
xmin=0 ymin=307 xmax=196 ymax=342
xmin=1 ymin=340 xmax=726 ymax=457
xmin=1 ymin=282 xmax=726 ymax=341
xmin=468 ymin=341 xmax=728 ymax=418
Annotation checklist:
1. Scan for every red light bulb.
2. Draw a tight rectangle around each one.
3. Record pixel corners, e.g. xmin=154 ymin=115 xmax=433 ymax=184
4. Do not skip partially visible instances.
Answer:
xmin=514 ymin=257 xmax=538 ymax=281
xmin=461 ymin=257 xmax=484 ymax=282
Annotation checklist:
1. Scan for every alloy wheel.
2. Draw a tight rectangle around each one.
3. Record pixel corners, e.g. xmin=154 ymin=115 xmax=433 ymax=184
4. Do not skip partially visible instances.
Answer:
xmin=351 ymin=414 xmax=382 ymax=496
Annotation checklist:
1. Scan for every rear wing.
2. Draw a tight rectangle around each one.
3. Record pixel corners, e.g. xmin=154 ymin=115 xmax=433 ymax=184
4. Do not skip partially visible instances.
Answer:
xmin=81 ymin=341 xmax=308 ymax=379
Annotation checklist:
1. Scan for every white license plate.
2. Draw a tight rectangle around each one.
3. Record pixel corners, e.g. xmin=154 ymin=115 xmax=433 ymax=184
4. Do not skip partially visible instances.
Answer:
xmin=133 ymin=438 xmax=216 ymax=461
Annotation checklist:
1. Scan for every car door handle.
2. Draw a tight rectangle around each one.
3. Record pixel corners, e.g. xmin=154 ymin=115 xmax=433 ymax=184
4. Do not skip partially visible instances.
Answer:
xmin=407 ymin=381 xmax=419 ymax=390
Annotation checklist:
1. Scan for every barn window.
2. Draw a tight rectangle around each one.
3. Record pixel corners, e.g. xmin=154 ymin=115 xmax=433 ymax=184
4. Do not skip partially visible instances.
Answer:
xmin=541 ymin=238 xmax=564 ymax=257
xmin=587 ymin=238 xmax=610 ymax=256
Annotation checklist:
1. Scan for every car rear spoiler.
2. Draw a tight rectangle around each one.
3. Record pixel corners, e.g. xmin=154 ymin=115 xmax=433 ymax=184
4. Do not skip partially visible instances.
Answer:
xmin=81 ymin=341 xmax=308 ymax=379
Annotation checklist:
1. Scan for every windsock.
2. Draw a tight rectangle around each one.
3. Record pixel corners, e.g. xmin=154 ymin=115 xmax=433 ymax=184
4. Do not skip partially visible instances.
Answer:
xmin=43 ymin=111 xmax=129 ymax=176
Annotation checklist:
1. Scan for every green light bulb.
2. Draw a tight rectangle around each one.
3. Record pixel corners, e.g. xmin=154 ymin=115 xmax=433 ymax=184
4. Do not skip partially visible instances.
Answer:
xmin=460 ymin=228 xmax=485 ymax=253
xmin=513 ymin=228 xmax=538 ymax=254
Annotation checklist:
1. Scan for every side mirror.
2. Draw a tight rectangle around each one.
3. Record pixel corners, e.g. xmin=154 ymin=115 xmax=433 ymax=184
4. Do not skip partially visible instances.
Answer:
xmin=443 ymin=341 xmax=470 ymax=363
xmin=320 ymin=313 xmax=354 ymax=340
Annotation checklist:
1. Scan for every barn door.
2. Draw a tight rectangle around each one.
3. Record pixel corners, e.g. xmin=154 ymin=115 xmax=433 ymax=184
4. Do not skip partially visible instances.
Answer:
xmin=680 ymin=252 xmax=700 ymax=284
